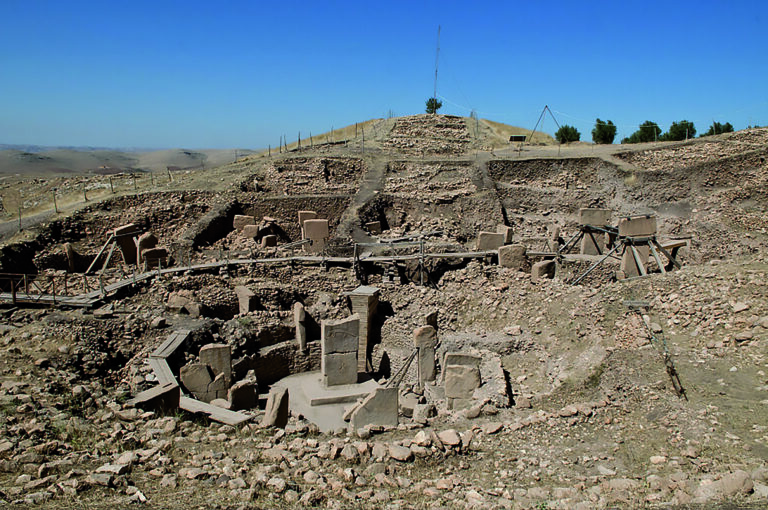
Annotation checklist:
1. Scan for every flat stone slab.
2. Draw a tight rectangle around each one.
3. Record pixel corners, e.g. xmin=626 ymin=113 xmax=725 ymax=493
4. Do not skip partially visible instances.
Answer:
xmin=272 ymin=372 xmax=380 ymax=432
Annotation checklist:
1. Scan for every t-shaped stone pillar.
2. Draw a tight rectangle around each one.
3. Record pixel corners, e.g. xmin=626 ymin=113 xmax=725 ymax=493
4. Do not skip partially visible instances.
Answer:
xmin=347 ymin=285 xmax=380 ymax=372
xmin=321 ymin=315 xmax=360 ymax=387
xmin=414 ymin=325 xmax=437 ymax=385
xmin=112 ymin=223 xmax=139 ymax=265
xmin=579 ymin=208 xmax=612 ymax=255
xmin=618 ymin=215 xmax=657 ymax=277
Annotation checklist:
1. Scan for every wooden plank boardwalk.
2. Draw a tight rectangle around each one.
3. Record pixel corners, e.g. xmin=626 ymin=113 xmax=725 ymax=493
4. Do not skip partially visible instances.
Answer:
xmin=179 ymin=396 xmax=251 ymax=426
xmin=0 ymin=249 xmax=499 ymax=308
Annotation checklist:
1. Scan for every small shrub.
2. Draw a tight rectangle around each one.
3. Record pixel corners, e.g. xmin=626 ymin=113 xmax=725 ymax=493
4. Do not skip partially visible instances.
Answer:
xmin=592 ymin=118 xmax=616 ymax=144
xmin=702 ymin=121 xmax=734 ymax=136
xmin=660 ymin=120 xmax=696 ymax=141
xmin=555 ymin=125 xmax=580 ymax=143
xmin=622 ymin=121 xmax=661 ymax=143
xmin=425 ymin=97 xmax=442 ymax=114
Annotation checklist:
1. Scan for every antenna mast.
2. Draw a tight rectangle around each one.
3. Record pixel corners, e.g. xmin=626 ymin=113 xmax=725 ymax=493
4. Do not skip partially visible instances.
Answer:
xmin=433 ymin=25 xmax=441 ymax=100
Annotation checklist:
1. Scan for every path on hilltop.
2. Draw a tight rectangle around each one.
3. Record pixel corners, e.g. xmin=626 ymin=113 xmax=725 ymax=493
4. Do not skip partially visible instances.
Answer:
xmin=336 ymin=155 xmax=387 ymax=244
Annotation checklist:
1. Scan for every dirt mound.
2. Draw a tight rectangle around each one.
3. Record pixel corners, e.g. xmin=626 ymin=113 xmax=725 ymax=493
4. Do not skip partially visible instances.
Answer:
xmin=383 ymin=114 xmax=471 ymax=155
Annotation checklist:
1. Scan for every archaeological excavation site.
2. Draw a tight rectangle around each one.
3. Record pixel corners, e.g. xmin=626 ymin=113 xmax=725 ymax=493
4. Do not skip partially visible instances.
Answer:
xmin=0 ymin=114 xmax=767 ymax=509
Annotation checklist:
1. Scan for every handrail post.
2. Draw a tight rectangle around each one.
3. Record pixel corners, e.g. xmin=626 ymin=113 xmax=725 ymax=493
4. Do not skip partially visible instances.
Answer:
xmin=11 ymin=278 xmax=16 ymax=305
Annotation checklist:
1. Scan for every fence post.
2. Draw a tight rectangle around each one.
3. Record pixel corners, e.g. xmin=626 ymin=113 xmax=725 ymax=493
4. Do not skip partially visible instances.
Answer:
xmin=18 ymin=207 xmax=22 ymax=231
xmin=53 ymin=192 xmax=59 ymax=213
xmin=11 ymin=278 xmax=16 ymax=305
xmin=109 ymin=176 xmax=114 ymax=193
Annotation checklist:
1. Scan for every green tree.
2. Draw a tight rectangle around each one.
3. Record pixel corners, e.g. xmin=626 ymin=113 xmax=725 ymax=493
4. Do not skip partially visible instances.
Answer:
xmin=555 ymin=125 xmax=580 ymax=143
xmin=702 ymin=121 xmax=734 ymax=137
xmin=591 ymin=118 xmax=617 ymax=144
xmin=425 ymin=97 xmax=442 ymax=114
xmin=660 ymin=120 xmax=696 ymax=141
xmin=621 ymin=121 xmax=661 ymax=143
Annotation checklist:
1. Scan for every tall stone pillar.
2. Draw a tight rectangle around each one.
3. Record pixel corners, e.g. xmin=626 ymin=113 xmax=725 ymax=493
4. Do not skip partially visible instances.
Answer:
xmin=347 ymin=286 xmax=380 ymax=373
xmin=321 ymin=315 xmax=360 ymax=387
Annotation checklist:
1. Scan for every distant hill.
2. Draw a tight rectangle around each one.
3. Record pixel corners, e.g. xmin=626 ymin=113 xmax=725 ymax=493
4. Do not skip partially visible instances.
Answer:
xmin=0 ymin=148 xmax=258 ymax=175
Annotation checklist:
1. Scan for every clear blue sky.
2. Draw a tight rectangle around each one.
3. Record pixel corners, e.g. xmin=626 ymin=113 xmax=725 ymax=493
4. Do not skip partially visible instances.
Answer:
xmin=1 ymin=0 xmax=766 ymax=148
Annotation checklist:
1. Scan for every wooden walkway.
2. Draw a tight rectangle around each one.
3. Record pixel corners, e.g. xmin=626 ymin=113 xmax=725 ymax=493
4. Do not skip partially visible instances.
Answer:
xmin=0 ymin=249 xmax=499 ymax=308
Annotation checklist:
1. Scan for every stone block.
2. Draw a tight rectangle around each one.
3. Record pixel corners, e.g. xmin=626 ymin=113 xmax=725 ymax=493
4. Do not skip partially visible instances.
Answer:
xmin=136 ymin=232 xmax=158 ymax=264
xmin=547 ymin=225 xmax=562 ymax=252
xmin=349 ymin=387 xmax=398 ymax=431
xmin=580 ymin=232 xmax=605 ymax=255
xmin=413 ymin=403 xmax=437 ymax=424
xmin=113 ymin=223 xmax=138 ymax=236
xmin=399 ymin=392 xmax=419 ymax=417
xmin=210 ymin=398 xmax=232 ymax=410
xmin=303 ymin=218 xmax=328 ymax=238
xmin=232 ymin=215 xmax=256 ymax=231
xmin=618 ymin=215 xmax=657 ymax=237
xmin=413 ymin=326 xmax=436 ymax=349
xmin=579 ymin=209 xmax=612 ymax=255
xmin=180 ymin=363 xmax=212 ymax=397
xmin=228 ymin=380 xmax=257 ymax=411
xmin=241 ymin=225 xmax=260 ymax=239
xmin=617 ymin=216 xmax=656 ymax=277
xmin=298 ymin=211 xmax=318 ymax=237
xmin=496 ymin=225 xmax=514 ymax=244
xmin=424 ymin=310 xmax=438 ymax=330
xmin=234 ymin=286 xmax=258 ymax=315
xmin=498 ymin=244 xmax=528 ymax=270
xmin=199 ymin=344 xmax=232 ymax=385
xmin=166 ymin=292 xmax=191 ymax=312
xmin=293 ymin=302 xmax=307 ymax=350
xmin=620 ymin=245 xmax=651 ymax=278
xmin=304 ymin=219 xmax=329 ymax=253
xmin=321 ymin=315 xmax=360 ymax=355
xmin=444 ymin=365 xmax=481 ymax=399
xmin=414 ymin=326 xmax=437 ymax=384
xmin=365 ymin=221 xmax=382 ymax=234
xmin=261 ymin=235 xmax=277 ymax=248
xmin=185 ymin=302 xmax=204 ymax=318
xmin=64 ymin=243 xmax=80 ymax=273
xmin=141 ymin=247 xmax=168 ymax=268
xmin=531 ymin=260 xmax=556 ymax=282
xmin=476 ymin=231 xmax=505 ymax=251
xmin=348 ymin=286 xmax=379 ymax=373
xmin=443 ymin=353 xmax=481 ymax=369
xmin=262 ymin=387 xmax=289 ymax=428
xmin=322 ymin=352 xmax=358 ymax=387
xmin=579 ymin=208 xmax=612 ymax=227
xmin=207 ymin=372 xmax=229 ymax=401
xmin=447 ymin=397 xmax=474 ymax=411
xmin=113 ymin=223 xmax=138 ymax=265
xmin=126 ymin=382 xmax=180 ymax=412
